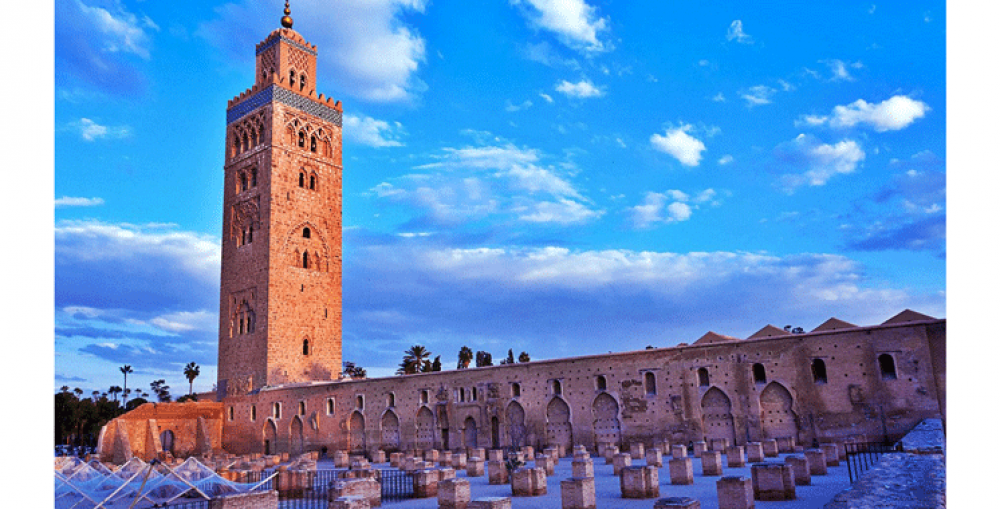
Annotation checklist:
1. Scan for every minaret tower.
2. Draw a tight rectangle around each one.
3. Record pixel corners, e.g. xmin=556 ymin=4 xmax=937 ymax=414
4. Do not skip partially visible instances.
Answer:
xmin=218 ymin=2 xmax=343 ymax=396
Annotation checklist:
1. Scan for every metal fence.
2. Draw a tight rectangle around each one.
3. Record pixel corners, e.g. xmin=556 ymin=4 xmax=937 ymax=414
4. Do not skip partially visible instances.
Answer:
xmin=845 ymin=441 xmax=901 ymax=483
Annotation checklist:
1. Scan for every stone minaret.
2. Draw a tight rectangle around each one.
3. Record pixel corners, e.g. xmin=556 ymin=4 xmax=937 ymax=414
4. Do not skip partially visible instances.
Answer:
xmin=217 ymin=3 xmax=343 ymax=396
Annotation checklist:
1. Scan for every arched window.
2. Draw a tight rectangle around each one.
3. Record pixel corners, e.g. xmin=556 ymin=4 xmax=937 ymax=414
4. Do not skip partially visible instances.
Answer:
xmin=250 ymin=167 xmax=257 ymax=187
xmin=300 ymin=73 xmax=307 ymax=91
xmin=298 ymin=401 xmax=306 ymax=415
xmin=421 ymin=390 xmax=429 ymax=404
xmin=228 ymin=407 xmax=234 ymax=421
xmin=273 ymin=402 xmax=281 ymax=419
xmin=812 ymin=359 xmax=828 ymax=384
xmin=511 ymin=383 xmax=521 ymax=397
xmin=752 ymin=363 xmax=767 ymax=384
xmin=472 ymin=387 xmax=478 ymax=401
xmin=250 ymin=405 xmax=257 ymax=421
xmin=247 ymin=225 xmax=253 ymax=244
xmin=303 ymin=227 xmax=311 ymax=239
xmin=289 ymin=70 xmax=296 ymax=88
xmin=309 ymin=175 xmax=316 ymax=190
xmin=302 ymin=251 xmax=309 ymax=269
xmin=233 ymin=136 xmax=240 ymax=156
xmin=298 ymin=131 xmax=305 ymax=148
xmin=250 ymin=128 xmax=257 ymax=147
xmin=356 ymin=395 xmax=364 ymax=410
xmin=596 ymin=375 xmax=607 ymax=391
xmin=459 ymin=388 xmax=466 ymax=402
xmin=387 ymin=393 xmax=395 ymax=407
xmin=644 ymin=372 xmax=657 ymax=395
xmin=552 ymin=379 xmax=562 ymax=395
xmin=310 ymin=135 xmax=317 ymax=152
xmin=240 ymin=173 xmax=248 ymax=192
xmin=698 ymin=368 xmax=710 ymax=387
xmin=302 ymin=339 xmax=310 ymax=355
xmin=878 ymin=354 xmax=897 ymax=380
xmin=299 ymin=172 xmax=305 ymax=187
xmin=326 ymin=398 xmax=335 ymax=415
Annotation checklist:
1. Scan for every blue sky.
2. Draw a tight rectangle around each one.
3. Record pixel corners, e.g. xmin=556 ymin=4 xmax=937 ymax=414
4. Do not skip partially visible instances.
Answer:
xmin=48 ymin=0 xmax=949 ymax=396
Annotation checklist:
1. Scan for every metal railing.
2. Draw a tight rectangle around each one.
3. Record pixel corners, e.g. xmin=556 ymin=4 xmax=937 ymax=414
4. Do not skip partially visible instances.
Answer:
xmin=845 ymin=441 xmax=901 ymax=483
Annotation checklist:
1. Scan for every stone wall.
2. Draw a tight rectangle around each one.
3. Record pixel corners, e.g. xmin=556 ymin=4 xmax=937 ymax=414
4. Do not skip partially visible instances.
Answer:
xmin=218 ymin=314 xmax=945 ymax=456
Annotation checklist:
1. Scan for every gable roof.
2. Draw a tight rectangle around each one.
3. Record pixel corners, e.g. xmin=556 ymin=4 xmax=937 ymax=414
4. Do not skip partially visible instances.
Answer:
xmin=882 ymin=309 xmax=936 ymax=325
xmin=748 ymin=324 xmax=792 ymax=339
xmin=694 ymin=331 xmax=740 ymax=345
xmin=811 ymin=317 xmax=858 ymax=333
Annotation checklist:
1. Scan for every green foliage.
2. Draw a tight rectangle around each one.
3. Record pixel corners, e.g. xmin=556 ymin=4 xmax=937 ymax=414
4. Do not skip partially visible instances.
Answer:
xmin=398 ymin=345 xmax=432 ymax=375
xmin=54 ymin=390 xmax=124 ymax=447
xmin=150 ymin=379 xmax=171 ymax=402
xmin=475 ymin=351 xmax=493 ymax=367
xmin=457 ymin=346 xmax=473 ymax=369
xmin=184 ymin=362 xmax=200 ymax=395
xmin=343 ymin=361 xmax=367 ymax=379
xmin=176 ymin=394 xmax=198 ymax=403
xmin=518 ymin=351 xmax=531 ymax=363
xmin=431 ymin=355 xmax=442 ymax=372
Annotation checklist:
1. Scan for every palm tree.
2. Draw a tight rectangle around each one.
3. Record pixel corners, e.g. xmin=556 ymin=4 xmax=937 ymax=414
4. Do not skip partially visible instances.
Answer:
xmin=457 ymin=346 xmax=473 ymax=369
xmin=518 ymin=351 xmax=531 ymax=363
xmin=120 ymin=365 xmax=133 ymax=407
xmin=108 ymin=386 xmax=123 ymax=403
xmin=184 ymin=362 xmax=200 ymax=395
xmin=401 ymin=345 xmax=431 ymax=375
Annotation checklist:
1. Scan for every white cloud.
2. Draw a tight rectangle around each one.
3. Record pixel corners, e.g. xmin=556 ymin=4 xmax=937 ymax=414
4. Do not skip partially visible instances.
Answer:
xmin=375 ymin=143 xmax=600 ymax=225
xmin=343 ymin=114 xmax=405 ymax=147
xmin=726 ymin=20 xmax=753 ymax=44
xmin=71 ymin=118 xmax=131 ymax=141
xmin=650 ymin=124 xmax=706 ymax=167
xmin=512 ymin=0 xmax=610 ymax=53
xmin=828 ymin=96 xmax=930 ymax=132
xmin=149 ymin=310 xmax=217 ymax=334
xmin=505 ymin=99 xmax=534 ymax=112
xmin=740 ymin=85 xmax=775 ymax=107
xmin=539 ymin=92 xmax=554 ymax=103
xmin=555 ymin=78 xmax=605 ymax=98
xmin=776 ymin=134 xmax=866 ymax=192
xmin=73 ymin=0 xmax=159 ymax=59
xmin=199 ymin=0 xmax=428 ymax=103
xmin=629 ymin=188 xmax=721 ymax=229
xmin=718 ymin=155 xmax=734 ymax=166
xmin=821 ymin=59 xmax=863 ymax=81
xmin=55 ymin=196 xmax=105 ymax=208
xmin=712 ymin=92 xmax=726 ymax=102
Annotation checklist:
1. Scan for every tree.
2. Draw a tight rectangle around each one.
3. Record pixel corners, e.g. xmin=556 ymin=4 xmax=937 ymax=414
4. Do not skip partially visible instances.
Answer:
xmin=398 ymin=345 xmax=431 ymax=375
xmin=500 ymin=349 xmax=515 ymax=365
xmin=518 ymin=351 xmax=530 ymax=363
xmin=343 ymin=361 xmax=367 ymax=379
xmin=150 ymin=380 xmax=171 ymax=402
xmin=184 ymin=362 xmax=200 ymax=395
xmin=120 ymin=365 xmax=133 ymax=407
xmin=475 ymin=351 xmax=493 ymax=367
xmin=108 ymin=386 xmax=122 ymax=403
xmin=431 ymin=356 xmax=442 ymax=372
xmin=457 ymin=346 xmax=473 ymax=369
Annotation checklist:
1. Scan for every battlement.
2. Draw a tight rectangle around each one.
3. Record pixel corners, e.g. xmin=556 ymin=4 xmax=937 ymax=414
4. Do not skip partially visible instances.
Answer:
xmin=256 ymin=28 xmax=317 ymax=55
xmin=227 ymin=75 xmax=343 ymax=112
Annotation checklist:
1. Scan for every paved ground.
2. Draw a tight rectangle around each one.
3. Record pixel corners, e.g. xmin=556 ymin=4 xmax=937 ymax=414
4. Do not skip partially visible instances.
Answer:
xmin=318 ymin=451 xmax=854 ymax=509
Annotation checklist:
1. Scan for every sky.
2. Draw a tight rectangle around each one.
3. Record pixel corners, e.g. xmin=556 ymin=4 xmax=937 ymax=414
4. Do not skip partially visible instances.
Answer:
xmin=47 ymin=0 xmax=952 ymax=397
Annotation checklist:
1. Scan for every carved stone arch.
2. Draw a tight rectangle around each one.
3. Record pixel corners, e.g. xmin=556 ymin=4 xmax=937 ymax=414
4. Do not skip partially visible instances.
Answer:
xmin=282 ymin=221 xmax=331 ymax=272
xmin=701 ymin=387 xmax=736 ymax=444
xmin=463 ymin=416 xmax=478 ymax=449
xmin=545 ymin=396 xmax=572 ymax=451
xmin=380 ymin=409 xmax=401 ymax=451
xmin=348 ymin=411 xmax=366 ymax=452
xmin=415 ymin=406 xmax=435 ymax=450
xmin=759 ymin=382 xmax=798 ymax=440
xmin=263 ymin=418 xmax=278 ymax=455
xmin=289 ymin=415 xmax=305 ymax=455
xmin=231 ymin=198 xmax=260 ymax=245
xmin=592 ymin=392 xmax=622 ymax=447
xmin=506 ymin=401 xmax=526 ymax=449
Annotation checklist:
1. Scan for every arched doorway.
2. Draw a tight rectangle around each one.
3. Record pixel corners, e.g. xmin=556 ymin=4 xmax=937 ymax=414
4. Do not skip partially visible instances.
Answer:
xmin=381 ymin=411 xmax=401 ymax=451
xmin=491 ymin=417 xmax=500 ymax=449
xmin=348 ymin=411 xmax=366 ymax=452
xmin=159 ymin=430 xmax=174 ymax=454
xmin=760 ymin=382 xmax=798 ymax=439
xmin=463 ymin=417 xmax=478 ymax=449
xmin=506 ymin=401 xmax=527 ymax=449
xmin=290 ymin=416 xmax=304 ymax=455
xmin=592 ymin=393 xmax=622 ymax=447
xmin=263 ymin=420 xmax=277 ymax=455
xmin=701 ymin=387 xmax=736 ymax=444
xmin=546 ymin=397 xmax=573 ymax=451
xmin=415 ymin=407 xmax=435 ymax=451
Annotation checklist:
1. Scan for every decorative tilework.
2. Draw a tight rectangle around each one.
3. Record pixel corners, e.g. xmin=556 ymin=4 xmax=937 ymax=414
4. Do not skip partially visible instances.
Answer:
xmin=227 ymin=85 xmax=342 ymax=126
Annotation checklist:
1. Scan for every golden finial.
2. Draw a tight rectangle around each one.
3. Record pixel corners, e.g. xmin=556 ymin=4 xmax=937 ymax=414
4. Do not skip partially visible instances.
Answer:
xmin=281 ymin=1 xmax=294 ymax=29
